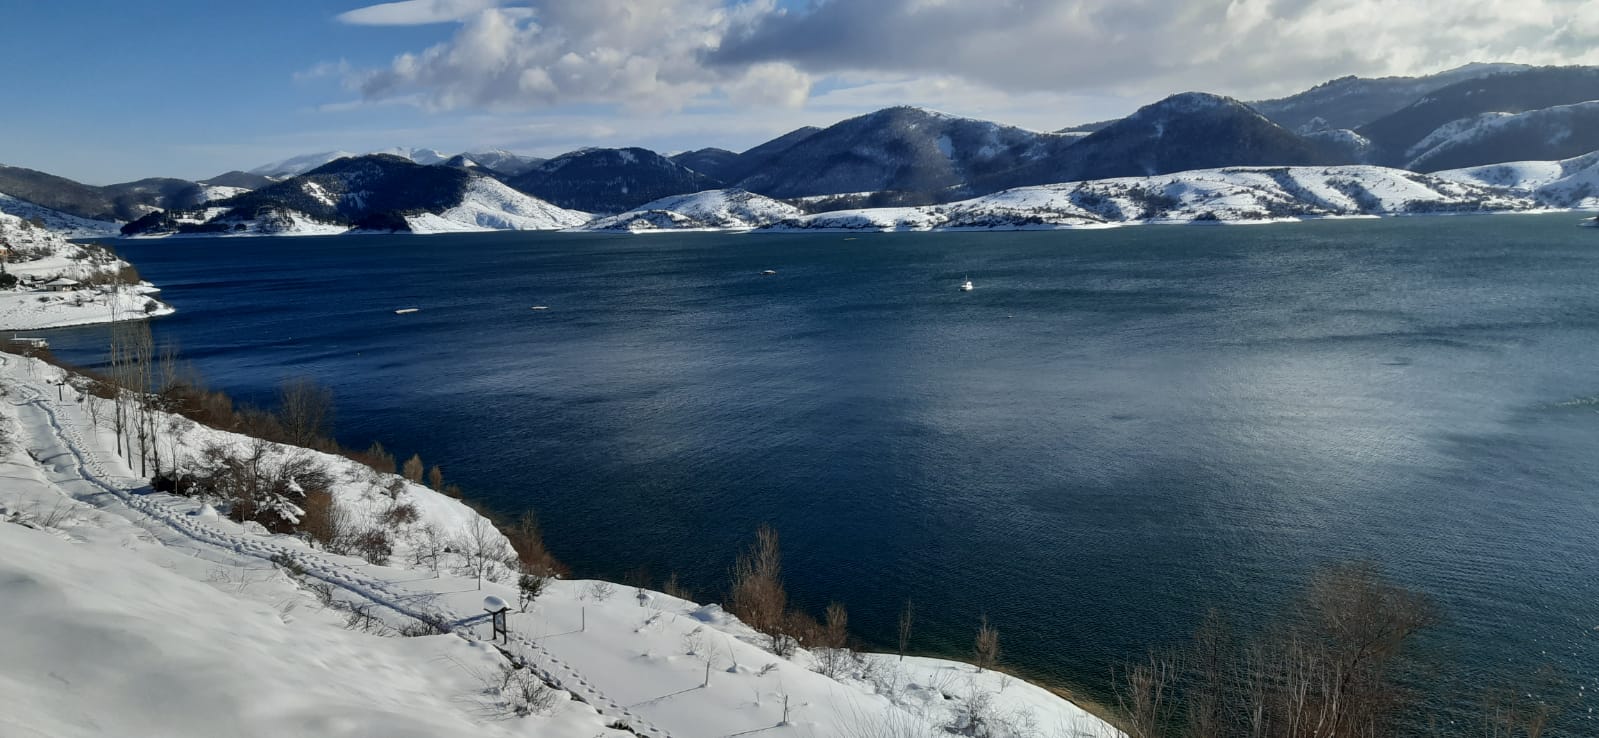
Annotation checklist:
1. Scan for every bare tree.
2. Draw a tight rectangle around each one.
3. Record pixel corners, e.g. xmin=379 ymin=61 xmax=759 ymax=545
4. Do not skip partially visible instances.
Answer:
xmin=457 ymin=516 xmax=510 ymax=590
xmin=897 ymin=598 xmax=915 ymax=661
xmin=427 ymin=464 xmax=443 ymax=490
xmin=277 ymin=377 xmax=334 ymax=448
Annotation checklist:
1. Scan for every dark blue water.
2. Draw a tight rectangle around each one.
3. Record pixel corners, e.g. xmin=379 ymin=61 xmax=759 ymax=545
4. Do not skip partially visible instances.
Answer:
xmin=55 ymin=216 xmax=1599 ymax=727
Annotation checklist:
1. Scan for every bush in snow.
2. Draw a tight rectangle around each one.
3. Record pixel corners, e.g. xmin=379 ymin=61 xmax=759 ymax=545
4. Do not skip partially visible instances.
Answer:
xmin=180 ymin=439 xmax=332 ymax=534
xmin=517 ymin=570 xmax=546 ymax=612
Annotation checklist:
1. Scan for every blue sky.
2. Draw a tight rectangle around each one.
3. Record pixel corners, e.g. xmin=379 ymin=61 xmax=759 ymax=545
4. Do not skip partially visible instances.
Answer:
xmin=3 ymin=0 xmax=1594 ymax=184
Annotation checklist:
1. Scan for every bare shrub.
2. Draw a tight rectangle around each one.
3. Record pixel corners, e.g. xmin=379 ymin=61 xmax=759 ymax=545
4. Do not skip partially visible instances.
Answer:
xmin=518 ymin=570 xmax=547 ymax=612
xmin=1114 ymin=561 xmax=1438 ymax=738
xmin=583 ymin=580 xmax=616 ymax=602
xmin=491 ymin=661 xmax=559 ymax=717
xmin=947 ymin=688 xmax=998 ymax=738
xmin=973 ymin=615 xmax=999 ymax=672
xmin=379 ymin=501 xmax=419 ymax=529
xmin=398 ymin=619 xmax=450 ymax=637
xmin=402 ymin=453 xmax=424 ymax=483
xmin=346 ymin=528 xmax=393 ymax=566
xmin=663 ymin=571 xmax=693 ymax=601
xmin=347 ymin=441 xmax=395 ymax=474
xmin=505 ymin=510 xmax=567 ymax=577
xmin=427 ymin=464 xmax=443 ymax=490
xmin=729 ymin=524 xmax=788 ymax=651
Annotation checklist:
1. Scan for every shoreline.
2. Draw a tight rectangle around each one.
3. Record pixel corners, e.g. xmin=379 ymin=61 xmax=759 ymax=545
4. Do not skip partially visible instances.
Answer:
xmin=112 ymin=205 xmax=1594 ymax=240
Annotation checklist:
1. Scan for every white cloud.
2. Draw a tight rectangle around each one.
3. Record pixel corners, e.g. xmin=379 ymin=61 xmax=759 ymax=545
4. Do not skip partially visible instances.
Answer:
xmin=337 ymin=0 xmax=510 ymax=26
xmin=349 ymin=0 xmax=812 ymax=113
xmin=711 ymin=0 xmax=1599 ymax=100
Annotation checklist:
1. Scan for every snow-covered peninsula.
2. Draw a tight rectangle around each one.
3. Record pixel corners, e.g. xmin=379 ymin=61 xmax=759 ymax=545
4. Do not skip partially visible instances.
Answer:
xmin=0 ymin=212 xmax=172 ymax=330
xmin=0 ymin=350 xmax=1117 ymax=738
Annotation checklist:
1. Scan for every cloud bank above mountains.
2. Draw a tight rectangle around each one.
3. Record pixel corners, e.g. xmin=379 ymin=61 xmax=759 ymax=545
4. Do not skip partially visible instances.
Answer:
xmin=337 ymin=0 xmax=1599 ymax=115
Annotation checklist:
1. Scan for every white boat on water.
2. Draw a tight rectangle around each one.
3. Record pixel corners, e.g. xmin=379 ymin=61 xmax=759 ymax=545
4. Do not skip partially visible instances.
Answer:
xmin=960 ymin=277 xmax=974 ymax=291
xmin=394 ymin=308 xmax=420 ymax=315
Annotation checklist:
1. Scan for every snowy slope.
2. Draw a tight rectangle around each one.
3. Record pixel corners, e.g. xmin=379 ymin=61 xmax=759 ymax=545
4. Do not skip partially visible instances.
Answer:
xmin=1435 ymin=151 xmax=1599 ymax=208
xmin=769 ymin=165 xmax=1535 ymax=232
xmin=0 ymin=352 xmax=1119 ymax=738
xmin=1403 ymin=101 xmax=1599 ymax=171
xmin=415 ymin=177 xmax=590 ymax=232
xmin=580 ymin=189 xmax=802 ymax=231
xmin=0 ymin=193 xmax=120 ymax=237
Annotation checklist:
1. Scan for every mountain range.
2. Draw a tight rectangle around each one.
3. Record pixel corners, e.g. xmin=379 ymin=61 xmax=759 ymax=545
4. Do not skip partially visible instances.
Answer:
xmin=9 ymin=63 xmax=1599 ymax=235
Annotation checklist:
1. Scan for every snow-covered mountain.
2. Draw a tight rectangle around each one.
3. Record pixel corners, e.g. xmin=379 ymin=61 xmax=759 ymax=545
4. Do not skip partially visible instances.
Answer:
xmin=1359 ymin=66 xmax=1599 ymax=167
xmin=988 ymin=93 xmax=1336 ymax=193
xmin=507 ymin=148 xmax=722 ymax=214
xmin=732 ymin=107 xmax=1064 ymax=201
xmin=1250 ymin=63 xmax=1531 ymax=133
xmin=1401 ymin=101 xmax=1599 ymax=172
xmin=459 ymin=149 xmax=544 ymax=176
xmin=251 ymin=148 xmax=541 ymax=178
xmin=125 ymin=155 xmax=587 ymax=237
xmin=579 ymin=189 xmax=803 ymax=231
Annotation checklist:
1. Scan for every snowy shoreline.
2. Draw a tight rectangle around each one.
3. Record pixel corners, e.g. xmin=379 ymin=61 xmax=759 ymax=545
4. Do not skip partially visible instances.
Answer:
xmin=0 ymin=350 xmax=1120 ymax=738
xmin=0 ymin=211 xmax=174 ymax=331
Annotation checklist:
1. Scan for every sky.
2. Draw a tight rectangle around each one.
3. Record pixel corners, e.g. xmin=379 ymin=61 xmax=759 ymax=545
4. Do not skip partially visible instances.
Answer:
xmin=3 ymin=0 xmax=1597 ymax=184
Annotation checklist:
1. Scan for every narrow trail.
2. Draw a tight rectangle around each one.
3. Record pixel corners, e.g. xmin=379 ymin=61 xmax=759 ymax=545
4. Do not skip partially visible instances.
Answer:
xmin=3 ymin=359 xmax=675 ymax=738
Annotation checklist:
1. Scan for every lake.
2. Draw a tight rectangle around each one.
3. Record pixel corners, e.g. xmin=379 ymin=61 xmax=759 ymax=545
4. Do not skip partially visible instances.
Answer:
xmin=50 ymin=214 xmax=1599 ymax=731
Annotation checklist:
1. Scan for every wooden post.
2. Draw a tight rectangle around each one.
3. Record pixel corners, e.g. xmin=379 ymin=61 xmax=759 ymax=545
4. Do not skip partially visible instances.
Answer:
xmin=581 ymin=606 xmax=586 ymax=633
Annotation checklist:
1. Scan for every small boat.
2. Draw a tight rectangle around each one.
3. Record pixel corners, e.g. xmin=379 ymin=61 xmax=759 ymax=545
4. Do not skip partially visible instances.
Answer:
xmin=394 ymin=308 xmax=420 ymax=315
xmin=530 ymin=306 xmax=549 ymax=311
xmin=959 ymin=277 xmax=974 ymax=292
xmin=761 ymin=269 xmax=778 ymax=276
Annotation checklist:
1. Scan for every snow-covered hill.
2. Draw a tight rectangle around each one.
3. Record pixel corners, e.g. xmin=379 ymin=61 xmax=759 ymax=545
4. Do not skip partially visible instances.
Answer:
xmin=0 ymin=193 xmax=120 ymax=237
xmin=126 ymin=156 xmax=588 ymax=237
xmin=0 ymin=351 xmax=1118 ymax=738
xmin=579 ymin=189 xmax=803 ymax=231
xmin=748 ymin=164 xmax=1539 ymax=232
xmin=0 ymin=212 xmax=173 ymax=329
xmin=1434 ymin=151 xmax=1599 ymax=208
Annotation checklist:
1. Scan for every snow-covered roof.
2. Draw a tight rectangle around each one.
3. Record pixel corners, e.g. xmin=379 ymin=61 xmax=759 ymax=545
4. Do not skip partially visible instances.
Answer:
xmin=43 ymin=278 xmax=80 ymax=287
